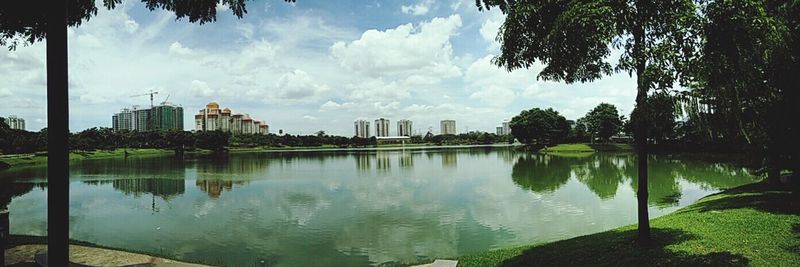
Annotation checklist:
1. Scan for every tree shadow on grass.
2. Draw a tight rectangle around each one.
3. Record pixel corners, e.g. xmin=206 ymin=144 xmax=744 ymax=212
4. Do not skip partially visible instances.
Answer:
xmin=680 ymin=182 xmax=800 ymax=215
xmin=499 ymin=228 xmax=748 ymax=267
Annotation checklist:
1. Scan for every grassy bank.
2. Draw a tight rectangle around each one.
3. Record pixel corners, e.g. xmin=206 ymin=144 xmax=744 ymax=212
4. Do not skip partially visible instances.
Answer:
xmin=540 ymin=143 xmax=633 ymax=154
xmin=456 ymin=181 xmax=799 ymax=266
xmin=0 ymin=148 xmax=191 ymax=169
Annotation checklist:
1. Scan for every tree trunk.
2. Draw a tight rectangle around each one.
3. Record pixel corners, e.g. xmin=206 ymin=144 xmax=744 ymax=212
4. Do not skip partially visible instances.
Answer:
xmin=46 ymin=1 xmax=70 ymax=265
xmin=632 ymin=12 xmax=651 ymax=242
xmin=1 ymin=209 xmax=8 ymax=266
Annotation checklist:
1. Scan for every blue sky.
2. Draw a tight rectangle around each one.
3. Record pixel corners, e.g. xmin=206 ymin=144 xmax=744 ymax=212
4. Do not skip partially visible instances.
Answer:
xmin=0 ymin=0 xmax=637 ymax=135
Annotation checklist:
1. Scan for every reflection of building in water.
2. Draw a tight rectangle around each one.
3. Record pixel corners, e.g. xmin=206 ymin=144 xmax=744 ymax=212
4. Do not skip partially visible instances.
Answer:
xmin=195 ymin=179 xmax=247 ymax=199
xmin=355 ymin=153 xmax=371 ymax=170
xmin=399 ymin=152 xmax=414 ymax=168
xmin=441 ymin=152 xmax=457 ymax=168
xmin=376 ymin=151 xmax=391 ymax=170
xmin=111 ymin=179 xmax=185 ymax=199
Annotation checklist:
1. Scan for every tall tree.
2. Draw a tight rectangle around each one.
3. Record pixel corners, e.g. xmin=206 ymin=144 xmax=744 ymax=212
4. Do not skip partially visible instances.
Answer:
xmin=582 ymin=103 xmax=623 ymax=142
xmin=0 ymin=1 xmax=295 ymax=264
xmin=477 ymin=0 xmax=701 ymax=241
xmin=698 ymin=0 xmax=799 ymax=182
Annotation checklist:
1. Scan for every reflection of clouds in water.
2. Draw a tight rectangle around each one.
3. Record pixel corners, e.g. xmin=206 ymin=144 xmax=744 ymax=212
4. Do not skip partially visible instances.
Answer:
xmin=279 ymin=192 xmax=331 ymax=226
xmin=193 ymin=200 xmax=216 ymax=218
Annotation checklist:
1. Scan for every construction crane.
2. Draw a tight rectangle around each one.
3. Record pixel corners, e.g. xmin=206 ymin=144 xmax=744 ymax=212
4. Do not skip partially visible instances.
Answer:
xmin=131 ymin=90 xmax=159 ymax=107
xmin=161 ymin=94 xmax=171 ymax=105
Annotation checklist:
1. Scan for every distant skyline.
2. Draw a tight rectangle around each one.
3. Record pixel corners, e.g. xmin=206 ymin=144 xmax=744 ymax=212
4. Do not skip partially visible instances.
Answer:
xmin=0 ymin=0 xmax=637 ymax=135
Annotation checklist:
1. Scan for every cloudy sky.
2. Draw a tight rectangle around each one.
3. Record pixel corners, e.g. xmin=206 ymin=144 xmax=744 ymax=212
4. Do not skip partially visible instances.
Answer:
xmin=0 ymin=0 xmax=637 ymax=135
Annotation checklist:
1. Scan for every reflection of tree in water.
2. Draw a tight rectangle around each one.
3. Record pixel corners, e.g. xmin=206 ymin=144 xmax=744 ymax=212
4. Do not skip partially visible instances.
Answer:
xmin=0 ymin=181 xmax=44 ymax=208
xmin=574 ymin=154 xmax=630 ymax=199
xmin=511 ymin=154 xmax=574 ymax=193
xmin=671 ymin=160 xmax=757 ymax=189
xmin=196 ymin=179 xmax=248 ymax=199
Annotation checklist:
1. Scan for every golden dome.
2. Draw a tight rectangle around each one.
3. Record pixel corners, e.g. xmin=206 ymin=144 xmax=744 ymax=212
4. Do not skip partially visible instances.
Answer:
xmin=206 ymin=102 xmax=220 ymax=109
xmin=222 ymin=108 xmax=231 ymax=113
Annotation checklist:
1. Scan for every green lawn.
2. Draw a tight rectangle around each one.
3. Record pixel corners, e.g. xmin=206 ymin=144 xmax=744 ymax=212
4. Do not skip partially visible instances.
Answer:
xmin=0 ymin=148 xmax=185 ymax=169
xmin=456 ymin=181 xmax=800 ymax=266
xmin=541 ymin=143 xmax=633 ymax=154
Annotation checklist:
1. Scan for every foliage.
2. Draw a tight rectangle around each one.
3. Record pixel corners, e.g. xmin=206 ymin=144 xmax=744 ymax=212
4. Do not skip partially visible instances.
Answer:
xmin=690 ymin=0 xmax=800 ymax=179
xmin=194 ymin=130 xmax=230 ymax=152
xmin=477 ymin=0 xmax=703 ymax=240
xmin=509 ymin=108 xmax=570 ymax=145
xmin=581 ymin=103 xmax=623 ymax=142
xmin=630 ymin=91 xmax=682 ymax=144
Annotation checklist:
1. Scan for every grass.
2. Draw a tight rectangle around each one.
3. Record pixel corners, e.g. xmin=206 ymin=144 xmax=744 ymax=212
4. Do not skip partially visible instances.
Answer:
xmin=0 ymin=148 xmax=194 ymax=170
xmin=456 ymin=181 xmax=800 ymax=267
xmin=540 ymin=143 xmax=633 ymax=155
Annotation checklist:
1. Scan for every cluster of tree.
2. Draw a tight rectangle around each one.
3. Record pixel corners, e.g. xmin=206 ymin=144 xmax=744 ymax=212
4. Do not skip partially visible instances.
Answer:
xmin=0 ymin=117 xmax=47 ymax=154
xmin=479 ymin=0 xmax=798 ymax=240
xmin=420 ymin=131 xmax=513 ymax=145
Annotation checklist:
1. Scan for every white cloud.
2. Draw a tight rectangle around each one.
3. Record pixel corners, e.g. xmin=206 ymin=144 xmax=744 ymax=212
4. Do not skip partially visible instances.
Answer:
xmin=190 ymin=80 xmax=215 ymax=97
xmin=303 ymin=115 xmax=318 ymax=121
xmin=215 ymin=3 xmax=230 ymax=12
xmin=124 ymin=20 xmax=139 ymax=33
xmin=260 ymin=69 xmax=331 ymax=102
xmin=470 ymin=86 xmax=516 ymax=107
xmin=479 ymin=18 xmax=502 ymax=49
xmin=401 ymin=0 xmax=434 ymax=16
xmin=168 ymin=41 xmax=194 ymax=56
xmin=0 ymin=88 xmax=11 ymax=97
xmin=330 ymin=15 xmax=463 ymax=81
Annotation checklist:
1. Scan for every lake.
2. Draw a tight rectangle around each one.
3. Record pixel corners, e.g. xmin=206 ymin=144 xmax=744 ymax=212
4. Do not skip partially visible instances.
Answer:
xmin=0 ymin=146 xmax=759 ymax=266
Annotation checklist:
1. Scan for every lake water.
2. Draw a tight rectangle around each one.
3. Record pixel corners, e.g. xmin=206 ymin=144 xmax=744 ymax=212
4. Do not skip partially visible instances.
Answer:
xmin=0 ymin=146 xmax=759 ymax=266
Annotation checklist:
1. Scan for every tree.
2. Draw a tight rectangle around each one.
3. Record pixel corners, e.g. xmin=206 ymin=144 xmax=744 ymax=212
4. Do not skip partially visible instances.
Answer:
xmin=509 ymin=108 xmax=570 ymax=146
xmin=582 ymin=103 xmax=623 ymax=142
xmin=477 ymin=0 xmax=702 ymax=241
xmin=697 ymin=0 xmax=799 ymax=183
xmin=631 ymin=91 xmax=681 ymax=144
xmin=1 ymin=1 xmax=296 ymax=262
xmin=195 ymin=130 xmax=231 ymax=152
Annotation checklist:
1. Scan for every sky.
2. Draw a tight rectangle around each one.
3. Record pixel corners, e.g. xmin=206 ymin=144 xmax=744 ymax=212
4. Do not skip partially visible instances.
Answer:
xmin=0 ymin=0 xmax=638 ymax=136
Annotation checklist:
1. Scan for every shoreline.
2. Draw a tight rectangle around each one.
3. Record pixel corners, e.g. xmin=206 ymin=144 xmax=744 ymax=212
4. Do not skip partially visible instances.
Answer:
xmin=0 ymin=143 xmax=522 ymax=171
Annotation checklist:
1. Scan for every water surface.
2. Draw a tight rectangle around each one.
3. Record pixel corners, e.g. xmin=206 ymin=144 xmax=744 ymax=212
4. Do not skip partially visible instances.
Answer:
xmin=1 ymin=147 xmax=758 ymax=266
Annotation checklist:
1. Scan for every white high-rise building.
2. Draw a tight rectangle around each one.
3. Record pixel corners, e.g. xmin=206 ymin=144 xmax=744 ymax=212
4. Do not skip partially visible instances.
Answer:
xmin=375 ymin=118 xmax=390 ymax=137
xmin=397 ymin=119 xmax=413 ymax=137
xmin=354 ymin=120 xmax=370 ymax=138
xmin=440 ymin=120 xmax=456 ymax=135
xmin=502 ymin=121 xmax=511 ymax=135
xmin=6 ymin=115 xmax=25 ymax=130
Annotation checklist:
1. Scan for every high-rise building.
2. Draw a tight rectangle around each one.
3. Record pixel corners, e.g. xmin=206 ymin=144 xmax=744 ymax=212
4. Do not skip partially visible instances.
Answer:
xmin=440 ymin=120 xmax=456 ymax=135
xmin=397 ymin=119 xmax=413 ymax=137
xmin=6 ymin=115 xmax=25 ymax=130
xmin=502 ymin=121 xmax=511 ymax=135
xmin=112 ymin=108 xmax=134 ymax=131
xmin=375 ymin=118 xmax=390 ymax=137
xmin=195 ymin=102 xmax=268 ymax=135
xmin=496 ymin=126 xmax=504 ymax=135
xmin=354 ymin=120 xmax=370 ymax=138
xmin=132 ymin=106 xmax=151 ymax=131
xmin=150 ymin=103 xmax=184 ymax=131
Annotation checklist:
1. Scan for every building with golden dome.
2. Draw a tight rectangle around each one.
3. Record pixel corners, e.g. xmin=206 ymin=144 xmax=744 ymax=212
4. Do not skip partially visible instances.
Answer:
xmin=195 ymin=102 xmax=269 ymax=135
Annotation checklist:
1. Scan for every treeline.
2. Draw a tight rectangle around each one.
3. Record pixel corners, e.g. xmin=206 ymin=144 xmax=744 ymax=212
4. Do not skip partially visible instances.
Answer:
xmin=0 ymin=120 xmax=514 ymax=155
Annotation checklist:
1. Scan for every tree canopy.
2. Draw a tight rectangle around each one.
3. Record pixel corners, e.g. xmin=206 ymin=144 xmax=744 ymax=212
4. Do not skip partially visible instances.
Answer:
xmin=509 ymin=107 xmax=570 ymax=145
xmin=581 ymin=103 xmax=623 ymax=142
